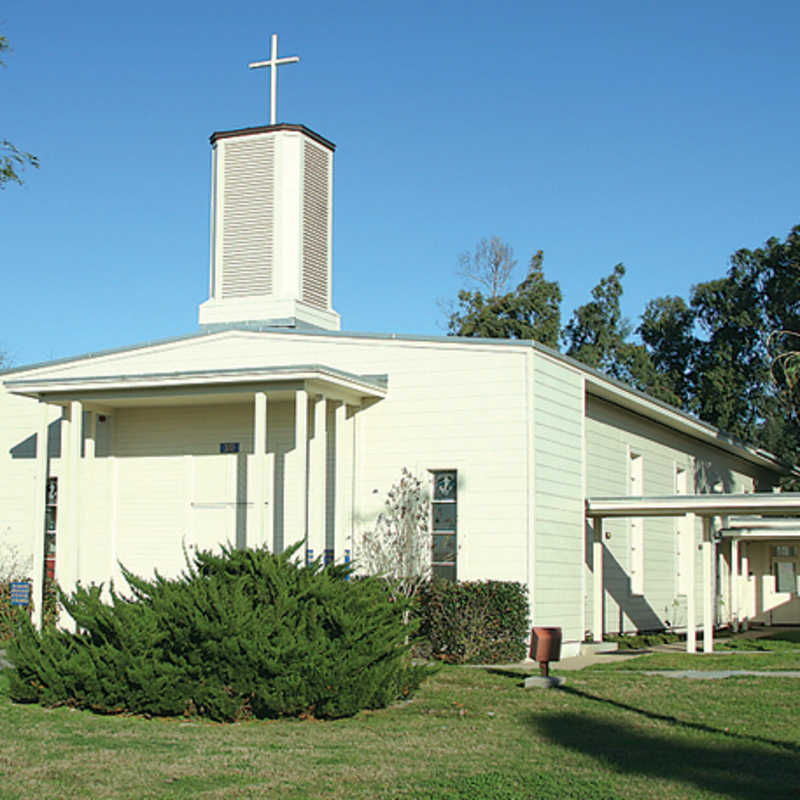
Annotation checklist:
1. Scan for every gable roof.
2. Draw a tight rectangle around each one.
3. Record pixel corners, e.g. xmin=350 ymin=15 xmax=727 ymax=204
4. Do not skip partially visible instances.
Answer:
xmin=2 ymin=324 xmax=796 ymax=475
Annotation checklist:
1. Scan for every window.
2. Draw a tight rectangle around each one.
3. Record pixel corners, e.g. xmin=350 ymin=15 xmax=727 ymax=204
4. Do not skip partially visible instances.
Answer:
xmin=774 ymin=561 xmax=797 ymax=594
xmin=431 ymin=470 xmax=457 ymax=581
xmin=44 ymin=477 xmax=57 ymax=580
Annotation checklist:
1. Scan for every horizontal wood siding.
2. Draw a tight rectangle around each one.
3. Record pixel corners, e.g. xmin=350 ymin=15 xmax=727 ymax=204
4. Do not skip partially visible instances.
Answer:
xmin=585 ymin=394 xmax=775 ymax=633
xmin=0 ymin=389 xmax=59 ymax=572
xmin=533 ymin=354 xmax=585 ymax=642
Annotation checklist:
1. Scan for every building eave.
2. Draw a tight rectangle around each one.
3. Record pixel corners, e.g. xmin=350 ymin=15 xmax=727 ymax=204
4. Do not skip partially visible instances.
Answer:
xmin=586 ymin=493 xmax=800 ymax=518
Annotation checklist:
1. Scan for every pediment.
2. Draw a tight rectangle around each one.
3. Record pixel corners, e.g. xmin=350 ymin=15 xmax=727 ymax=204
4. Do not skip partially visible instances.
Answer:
xmin=2 ymin=330 xmax=387 ymax=407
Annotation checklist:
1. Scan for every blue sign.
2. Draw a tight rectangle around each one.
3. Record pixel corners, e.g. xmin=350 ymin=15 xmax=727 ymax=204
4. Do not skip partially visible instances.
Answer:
xmin=10 ymin=581 xmax=30 ymax=607
xmin=219 ymin=442 xmax=240 ymax=454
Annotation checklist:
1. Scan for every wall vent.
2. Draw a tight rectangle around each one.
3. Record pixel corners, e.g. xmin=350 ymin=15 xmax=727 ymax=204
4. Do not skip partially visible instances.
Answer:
xmin=221 ymin=137 xmax=275 ymax=298
xmin=301 ymin=141 xmax=329 ymax=310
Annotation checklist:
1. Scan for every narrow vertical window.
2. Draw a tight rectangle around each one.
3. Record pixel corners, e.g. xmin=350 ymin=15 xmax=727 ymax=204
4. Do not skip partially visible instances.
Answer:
xmin=45 ymin=477 xmax=58 ymax=580
xmin=431 ymin=470 xmax=457 ymax=581
xmin=629 ymin=452 xmax=644 ymax=595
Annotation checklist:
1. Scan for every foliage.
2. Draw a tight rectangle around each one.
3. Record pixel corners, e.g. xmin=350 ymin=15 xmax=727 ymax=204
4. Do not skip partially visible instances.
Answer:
xmin=1 ymin=35 xmax=38 ymax=189
xmin=7 ymin=543 xmax=430 ymax=721
xmin=414 ymin=579 xmax=529 ymax=664
xmin=0 ymin=541 xmax=33 ymax=642
xmin=448 ymin=250 xmax=562 ymax=346
xmin=638 ymin=225 xmax=800 ymax=483
xmin=358 ymin=468 xmax=432 ymax=606
xmin=449 ymin=226 xmax=800 ymax=480
xmin=604 ymin=631 xmax=681 ymax=650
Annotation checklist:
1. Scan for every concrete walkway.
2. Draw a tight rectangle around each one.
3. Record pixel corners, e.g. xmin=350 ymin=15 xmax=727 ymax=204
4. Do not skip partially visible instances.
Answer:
xmin=644 ymin=670 xmax=800 ymax=679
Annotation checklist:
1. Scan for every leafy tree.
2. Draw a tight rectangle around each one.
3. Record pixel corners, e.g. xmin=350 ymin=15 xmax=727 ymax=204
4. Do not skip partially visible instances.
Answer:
xmin=1 ymin=35 xmax=38 ymax=189
xmin=562 ymin=263 xmax=629 ymax=372
xmin=637 ymin=295 xmax=696 ymax=408
xmin=448 ymin=250 xmax=562 ymax=346
xmin=560 ymin=264 xmax=679 ymax=403
xmin=639 ymin=225 xmax=800 ymax=480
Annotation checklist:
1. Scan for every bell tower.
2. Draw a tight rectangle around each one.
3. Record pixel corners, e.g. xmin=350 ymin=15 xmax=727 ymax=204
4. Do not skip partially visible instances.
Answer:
xmin=198 ymin=36 xmax=340 ymax=331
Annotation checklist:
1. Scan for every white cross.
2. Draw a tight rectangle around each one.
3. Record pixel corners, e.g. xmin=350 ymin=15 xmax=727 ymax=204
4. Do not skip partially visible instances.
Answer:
xmin=248 ymin=34 xmax=300 ymax=126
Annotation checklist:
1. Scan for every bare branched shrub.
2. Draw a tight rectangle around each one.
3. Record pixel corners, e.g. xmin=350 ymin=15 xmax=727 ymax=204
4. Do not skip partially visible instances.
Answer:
xmin=359 ymin=468 xmax=432 ymax=606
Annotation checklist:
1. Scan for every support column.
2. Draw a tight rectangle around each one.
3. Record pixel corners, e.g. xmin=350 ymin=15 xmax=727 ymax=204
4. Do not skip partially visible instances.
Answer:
xmin=295 ymin=389 xmax=308 ymax=557
xmin=253 ymin=391 xmax=267 ymax=549
xmin=333 ymin=402 xmax=347 ymax=564
xmin=307 ymin=395 xmax=327 ymax=564
xmin=68 ymin=401 xmax=82 ymax=593
xmin=592 ymin=518 xmax=604 ymax=643
xmin=741 ymin=542 xmax=750 ymax=628
xmin=31 ymin=403 xmax=49 ymax=630
xmin=702 ymin=516 xmax=714 ymax=653
xmin=56 ymin=402 xmax=82 ymax=629
xmin=685 ymin=512 xmax=697 ymax=653
xmin=731 ymin=538 xmax=740 ymax=632
xmin=85 ymin=411 xmax=97 ymax=460
xmin=55 ymin=406 xmax=71 ymax=629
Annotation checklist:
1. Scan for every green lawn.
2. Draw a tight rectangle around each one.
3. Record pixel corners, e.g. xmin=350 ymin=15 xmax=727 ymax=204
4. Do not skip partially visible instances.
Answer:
xmin=2 ymin=648 xmax=800 ymax=800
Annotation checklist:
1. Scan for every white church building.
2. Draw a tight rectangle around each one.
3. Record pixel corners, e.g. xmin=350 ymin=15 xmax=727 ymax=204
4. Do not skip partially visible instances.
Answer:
xmin=3 ymin=38 xmax=800 ymax=657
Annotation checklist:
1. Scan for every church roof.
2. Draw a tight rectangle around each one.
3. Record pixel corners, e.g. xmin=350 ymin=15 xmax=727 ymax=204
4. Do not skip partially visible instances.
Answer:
xmin=210 ymin=123 xmax=335 ymax=151
xmin=1 ymin=324 xmax=795 ymax=476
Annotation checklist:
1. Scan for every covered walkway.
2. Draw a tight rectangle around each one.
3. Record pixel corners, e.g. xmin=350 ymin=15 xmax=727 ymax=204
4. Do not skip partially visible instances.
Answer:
xmin=586 ymin=493 xmax=800 ymax=653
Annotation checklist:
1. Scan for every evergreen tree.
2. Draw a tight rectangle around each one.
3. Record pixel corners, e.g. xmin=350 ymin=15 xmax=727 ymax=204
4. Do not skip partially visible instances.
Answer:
xmin=448 ymin=250 xmax=562 ymax=346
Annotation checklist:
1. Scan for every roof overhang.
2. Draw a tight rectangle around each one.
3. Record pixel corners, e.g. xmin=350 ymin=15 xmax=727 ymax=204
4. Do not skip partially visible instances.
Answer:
xmin=2 ymin=364 xmax=387 ymax=409
xmin=586 ymin=493 xmax=800 ymax=518
xmin=720 ymin=516 xmax=800 ymax=539
xmin=582 ymin=372 xmax=795 ymax=476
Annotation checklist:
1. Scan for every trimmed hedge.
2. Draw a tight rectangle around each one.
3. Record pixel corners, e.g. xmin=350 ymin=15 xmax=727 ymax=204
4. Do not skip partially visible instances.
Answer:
xmin=8 ymin=544 xmax=431 ymax=721
xmin=415 ymin=579 xmax=529 ymax=664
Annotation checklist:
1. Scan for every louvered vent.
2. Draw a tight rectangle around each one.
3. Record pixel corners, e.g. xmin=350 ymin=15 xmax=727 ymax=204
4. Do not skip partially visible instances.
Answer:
xmin=301 ymin=141 xmax=330 ymax=309
xmin=221 ymin=137 xmax=275 ymax=299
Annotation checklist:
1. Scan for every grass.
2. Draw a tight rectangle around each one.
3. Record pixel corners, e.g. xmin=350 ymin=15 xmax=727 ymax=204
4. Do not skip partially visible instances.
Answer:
xmin=2 ymin=643 xmax=800 ymax=799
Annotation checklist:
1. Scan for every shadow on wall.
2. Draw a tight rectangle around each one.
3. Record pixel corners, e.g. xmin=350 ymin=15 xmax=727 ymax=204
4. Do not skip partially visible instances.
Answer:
xmin=695 ymin=458 xmax=737 ymax=493
xmin=528 ymin=692 xmax=800 ymax=800
xmin=585 ymin=521 xmax=664 ymax=633
xmin=10 ymin=419 xmax=62 ymax=459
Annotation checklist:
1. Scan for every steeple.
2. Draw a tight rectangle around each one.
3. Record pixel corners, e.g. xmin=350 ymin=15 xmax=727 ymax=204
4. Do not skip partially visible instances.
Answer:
xmin=198 ymin=37 xmax=340 ymax=331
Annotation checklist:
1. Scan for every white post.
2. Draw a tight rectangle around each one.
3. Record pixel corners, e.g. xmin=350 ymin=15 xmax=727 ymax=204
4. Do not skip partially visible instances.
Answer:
xmin=253 ymin=392 xmax=267 ymax=548
xmin=593 ymin=518 xmax=604 ymax=643
xmin=68 ymin=401 xmax=82 ymax=593
xmin=307 ymin=395 xmax=327 ymax=563
xmin=295 ymin=389 xmax=309 ymax=556
xmin=31 ymin=403 xmax=49 ymax=630
xmin=56 ymin=402 xmax=82 ymax=630
xmin=741 ymin=542 xmax=750 ymax=628
xmin=686 ymin=512 xmax=697 ymax=653
xmin=85 ymin=411 xmax=96 ymax=460
xmin=702 ymin=516 xmax=714 ymax=653
xmin=731 ymin=538 xmax=740 ymax=632
xmin=333 ymin=401 xmax=347 ymax=563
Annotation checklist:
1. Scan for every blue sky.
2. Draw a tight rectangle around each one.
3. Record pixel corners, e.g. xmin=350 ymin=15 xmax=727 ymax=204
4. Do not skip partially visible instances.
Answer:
xmin=2 ymin=0 xmax=799 ymax=366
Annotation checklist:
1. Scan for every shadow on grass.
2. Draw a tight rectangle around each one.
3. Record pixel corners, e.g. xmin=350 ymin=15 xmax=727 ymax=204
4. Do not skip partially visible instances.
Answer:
xmin=529 ymin=687 xmax=800 ymax=800
xmin=559 ymin=685 xmax=800 ymax=754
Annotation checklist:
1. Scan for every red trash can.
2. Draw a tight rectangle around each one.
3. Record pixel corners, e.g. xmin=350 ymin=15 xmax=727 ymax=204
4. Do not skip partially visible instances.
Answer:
xmin=530 ymin=627 xmax=562 ymax=677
